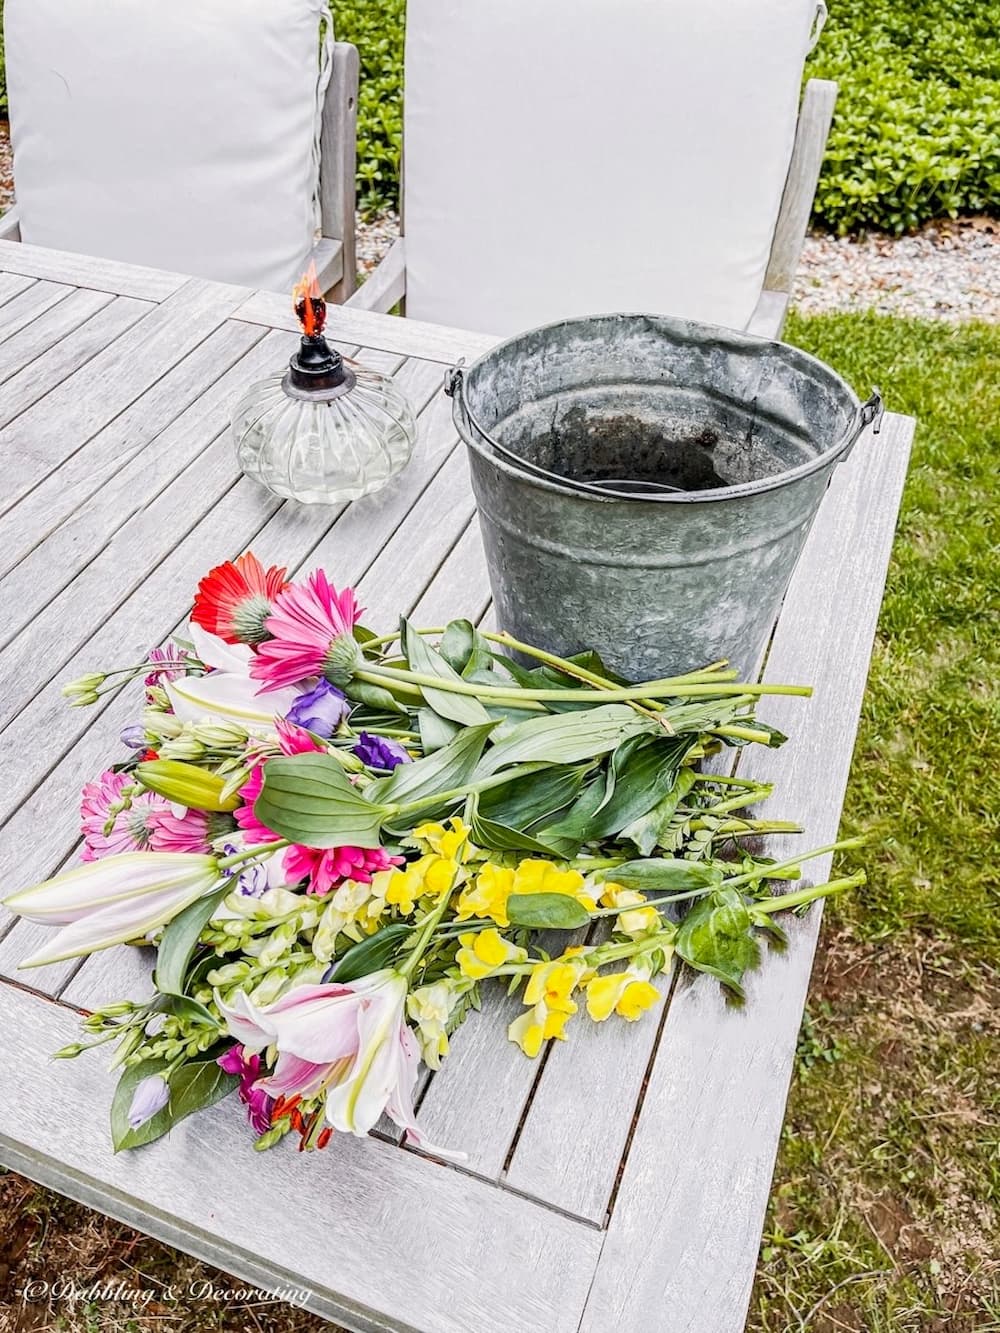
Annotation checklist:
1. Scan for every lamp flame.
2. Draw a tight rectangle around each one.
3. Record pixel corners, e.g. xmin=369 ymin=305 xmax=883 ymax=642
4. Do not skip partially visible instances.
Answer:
xmin=292 ymin=262 xmax=326 ymax=338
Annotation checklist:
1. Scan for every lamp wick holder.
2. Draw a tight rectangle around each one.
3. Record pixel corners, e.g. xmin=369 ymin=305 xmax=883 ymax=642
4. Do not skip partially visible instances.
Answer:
xmin=282 ymin=333 xmax=357 ymax=402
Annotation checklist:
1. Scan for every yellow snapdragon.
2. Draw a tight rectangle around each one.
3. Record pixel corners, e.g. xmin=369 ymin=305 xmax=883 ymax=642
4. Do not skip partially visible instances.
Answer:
xmin=384 ymin=854 xmax=458 ymax=915
xmin=455 ymin=928 xmax=527 ymax=980
xmin=407 ymin=977 xmax=474 ymax=1069
xmin=599 ymin=881 xmax=661 ymax=938
xmin=585 ymin=964 xmax=661 ymax=1022
xmin=508 ymin=947 xmax=591 ymax=1056
xmin=456 ymin=856 xmax=596 ymax=927
xmin=410 ymin=816 xmax=477 ymax=862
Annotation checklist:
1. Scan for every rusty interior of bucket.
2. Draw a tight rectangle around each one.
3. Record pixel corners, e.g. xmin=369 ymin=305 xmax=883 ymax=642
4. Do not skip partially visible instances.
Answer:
xmin=494 ymin=389 xmax=817 ymax=493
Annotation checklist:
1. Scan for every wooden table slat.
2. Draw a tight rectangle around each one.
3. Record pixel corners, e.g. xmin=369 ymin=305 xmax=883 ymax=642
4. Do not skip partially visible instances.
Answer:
xmin=0 ymin=286 xmax=120 ymax=390
xmin=0 ymin=271 xmax=37 ymax=307
xmin=0 ymin=278 xmax=250 ymax=521
xmin=0 ymin=279 xmax=76 ymax=343
xmin=0 ymin=239 xmax=188 ymax=302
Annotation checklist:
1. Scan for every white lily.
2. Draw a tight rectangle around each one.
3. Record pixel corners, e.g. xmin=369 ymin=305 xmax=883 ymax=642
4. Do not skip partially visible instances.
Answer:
xmin=216 ymin=969 xmax=462 ymax=1158
xmin=165 ymin=623 xmax=298 ymax=730
xmin=4 ymin=852 xmax=221 ymax=967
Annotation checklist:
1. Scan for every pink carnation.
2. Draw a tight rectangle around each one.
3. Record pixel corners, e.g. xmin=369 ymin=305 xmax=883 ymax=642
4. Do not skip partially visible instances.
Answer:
xmin=284 ymin=845 xmax=404 ymax=898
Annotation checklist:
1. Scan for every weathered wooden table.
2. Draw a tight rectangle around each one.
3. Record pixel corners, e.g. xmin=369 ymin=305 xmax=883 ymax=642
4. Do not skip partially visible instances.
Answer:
xmin=0 ymin=240 xmax=914 ymax=1333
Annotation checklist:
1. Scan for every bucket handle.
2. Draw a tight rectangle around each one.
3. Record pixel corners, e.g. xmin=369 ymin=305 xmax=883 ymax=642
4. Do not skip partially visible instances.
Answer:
xmin=848 ymin=388 xmax=885 ymax=456
xmin=447 ymin=365 xmax=884 ymax=498
xmin=445 ymin=362 xmax=688 ymax=498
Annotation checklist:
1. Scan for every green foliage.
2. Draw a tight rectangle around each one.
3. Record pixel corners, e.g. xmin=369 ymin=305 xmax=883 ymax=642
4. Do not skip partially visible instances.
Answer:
xmin=807 ymin=0 xmax=1000 ymax=232
xmin=332 ymin=0 xmax=405 ymax=214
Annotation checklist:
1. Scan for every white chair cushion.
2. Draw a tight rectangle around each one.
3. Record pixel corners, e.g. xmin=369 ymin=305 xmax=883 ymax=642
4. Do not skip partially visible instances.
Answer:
xmin=4 ymin=0 xmax=331 ymax=290
xmin=404 ymin=0 xmax=822 ymax=335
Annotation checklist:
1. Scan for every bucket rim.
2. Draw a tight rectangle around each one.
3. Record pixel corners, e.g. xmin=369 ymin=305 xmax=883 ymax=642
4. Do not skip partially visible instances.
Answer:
xmin=452 ymin=310 xmax=868 ymax=505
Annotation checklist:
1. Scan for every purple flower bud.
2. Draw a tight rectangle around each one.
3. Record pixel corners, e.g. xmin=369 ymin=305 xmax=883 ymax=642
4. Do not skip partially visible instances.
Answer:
xmin=353 ymin=731 xmax=412 ymax=771
xmin=285 ymin=679 xmax=350 ymax=738
xmin=120 ymin=724 xmax=147 ymax=749
xmin=127 ymin=1074 xmax=170 ymax=1129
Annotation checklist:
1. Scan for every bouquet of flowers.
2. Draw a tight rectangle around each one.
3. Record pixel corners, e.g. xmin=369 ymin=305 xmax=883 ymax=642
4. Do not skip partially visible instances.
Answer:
xmin=6 ymin=553 xmax=863 ymax=1155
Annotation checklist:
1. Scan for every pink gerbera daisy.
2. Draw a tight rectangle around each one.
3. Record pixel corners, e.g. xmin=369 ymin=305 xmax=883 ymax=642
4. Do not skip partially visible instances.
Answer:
xmin=284 ymin=844 xmax=404 ymax=898
xmin=79 ymin=770 xmax=167 ymax=860
xmin=234 ymin=719 xmax=327 ymax=844
xmin=250 ymin=569 xmax=364 ymax=693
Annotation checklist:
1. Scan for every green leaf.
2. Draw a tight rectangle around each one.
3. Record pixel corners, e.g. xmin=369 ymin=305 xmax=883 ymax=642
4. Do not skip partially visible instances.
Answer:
xmin=154 ymin=884 xmax=230 ymax=998
xmin=370 ymin=721 xmax=496 ymax=806
xmin=587 ymin=737 xmax=689 ymax=840
xmin=538 ymin=776 xmax=610 ymax=848
xmin=325 ymin=922 xmax=414 ymax=983
xmin=476 ymin=705 xmax=653 ymax=776
xmin=344 ymin=678 xmax=408 ymax=715
xmin=674 ymin=887 xmax=761 ymax=999
xmin=403 ymin=619 xmax=492 ymax=726
xmin=478 ymin=763 xmax=587 ymax=830
xmin=506 ymin=892 xmax=592 ymax=930
xmin=439 ymin=619 xmax=494 ymax=678
xmin=470 ymin=810 xmax=563 ymax=858
xmin=255 ymin=753 xmax=390 ymax=849
xmin=111 ymin=1058 xmax=238 ymax=1151
xmin=417 ymin=707 xmax=461 ymax=754
xmin=603 ymin=859 xmax=723 ymax=893
xmin=621 ymin=768 xmax=698 ymax=855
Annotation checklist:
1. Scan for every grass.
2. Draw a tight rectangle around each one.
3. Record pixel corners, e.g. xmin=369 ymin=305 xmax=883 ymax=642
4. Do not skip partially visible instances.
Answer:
xmin=1 ymin=311 xmax=996 ymax=1331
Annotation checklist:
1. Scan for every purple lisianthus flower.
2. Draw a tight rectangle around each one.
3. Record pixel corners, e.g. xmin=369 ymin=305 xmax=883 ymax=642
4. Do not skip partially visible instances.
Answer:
xmin=285 ymin=679 xmax=350 ymax=738
xmin=218 ymin=1044 xmax=273 ymax=1135
xmin=127 ymin=1074 xmax=170 ymax=1129
xmin=218 ymin=843 xmax=269 ymax=898
xmin=120 ymin=723 xmax=147 ymax=749
xmin=353 ymin=732 xmax=412 ymax=771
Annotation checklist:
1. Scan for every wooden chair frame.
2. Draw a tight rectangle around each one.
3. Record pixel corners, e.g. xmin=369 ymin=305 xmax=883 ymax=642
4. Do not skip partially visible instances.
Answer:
xmin=0 ymin=42 xmax=361 ymax=302
xmin=347 ymin=78 xmax=838 ymax=340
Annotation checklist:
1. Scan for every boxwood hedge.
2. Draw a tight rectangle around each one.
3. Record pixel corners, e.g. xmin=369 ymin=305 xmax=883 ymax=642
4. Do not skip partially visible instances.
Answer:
xmin=1 ymin=0 xmax=996 ymax=235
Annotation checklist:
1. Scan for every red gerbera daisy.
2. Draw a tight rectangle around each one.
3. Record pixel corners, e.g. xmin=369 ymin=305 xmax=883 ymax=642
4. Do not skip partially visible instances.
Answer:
xmin=192 ymin=552 xmax=289 ymax=646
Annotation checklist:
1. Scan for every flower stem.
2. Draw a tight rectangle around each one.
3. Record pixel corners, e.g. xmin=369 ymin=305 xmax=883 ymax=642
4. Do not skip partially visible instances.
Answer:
xmin=359 ymin=662 xmax=810 ymax=705
xmin=391 ymin=764 xmax=552 ymax=818
xmin=399 ymin=885 xmax=456 ymax=980
xmin=721 ymin=836 xmax=866 ymax=888
xmin=753 ymin=872 xmax=865 ymax=914
xmin=218 ymin=841 xmax=288 ymax=870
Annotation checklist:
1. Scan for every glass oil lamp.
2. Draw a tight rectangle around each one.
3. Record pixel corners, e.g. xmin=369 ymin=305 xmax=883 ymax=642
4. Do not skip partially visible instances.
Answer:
xmin=232 ymin=268 xmax=417 ymax=503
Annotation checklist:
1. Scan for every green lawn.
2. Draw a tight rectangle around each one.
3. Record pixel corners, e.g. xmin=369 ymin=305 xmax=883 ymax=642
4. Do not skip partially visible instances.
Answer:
xmin=3 ymin=312 xmax=997 ymax=1331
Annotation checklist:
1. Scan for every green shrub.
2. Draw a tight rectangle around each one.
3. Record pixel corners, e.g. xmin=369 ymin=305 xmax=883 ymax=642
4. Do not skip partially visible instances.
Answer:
xmin=333 ymin=0 xmax=404 ymax=215
xmin=807 ymin=0 xmax=1000 ymax=233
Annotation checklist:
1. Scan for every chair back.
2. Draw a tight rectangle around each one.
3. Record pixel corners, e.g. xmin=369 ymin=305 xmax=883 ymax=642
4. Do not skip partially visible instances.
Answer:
xmin=5 ymin=0 xmax=332 ymax=290
xmin=404 ymin=0 xmax=825 ymax=335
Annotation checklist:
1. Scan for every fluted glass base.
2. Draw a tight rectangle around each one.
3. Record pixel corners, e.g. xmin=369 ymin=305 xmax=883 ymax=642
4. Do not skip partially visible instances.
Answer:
xmin=233 ymin=362 xmax=417 ymax=504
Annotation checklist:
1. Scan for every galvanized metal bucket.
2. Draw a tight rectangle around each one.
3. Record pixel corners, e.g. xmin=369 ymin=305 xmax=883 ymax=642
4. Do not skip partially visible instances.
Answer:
xmin=446 ymin=312 xmax=882 ymax=681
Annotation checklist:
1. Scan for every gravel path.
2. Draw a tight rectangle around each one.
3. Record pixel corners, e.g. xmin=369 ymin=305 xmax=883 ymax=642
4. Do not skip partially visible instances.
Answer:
xmin=358 ymin=210 xmax=1000 ymax=323
xmin=0 ymin=122 xmax=994 ymax=321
